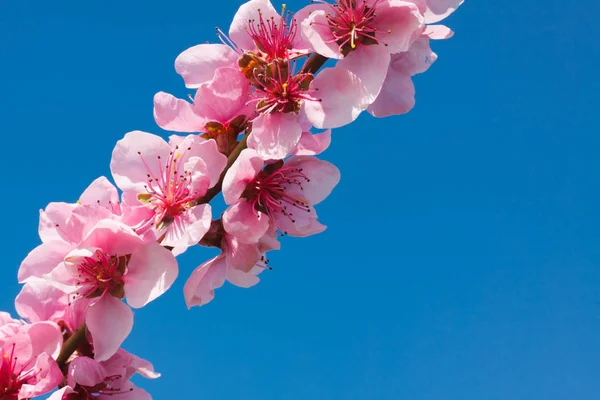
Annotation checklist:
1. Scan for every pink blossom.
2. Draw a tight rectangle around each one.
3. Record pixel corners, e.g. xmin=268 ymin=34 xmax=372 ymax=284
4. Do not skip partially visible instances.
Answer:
xmin=110 ymin=131 xmax=227 ymax=254
xmin=222 ymin=149 xmax=340 ymax=242
xmin=184 ymin=223 xmax=279 ymax=308
xmin=0 ymin=317 xmax=63 ymax=399
xmin=48 ymin=349 xmax=158 ymax=400
xmin=299 ymin=0 xmax=424 ymax=128
xmin=19 ymin=203 xmax=178 ymax=361
xmin=154 ymin=67 xmax=255 ymax=154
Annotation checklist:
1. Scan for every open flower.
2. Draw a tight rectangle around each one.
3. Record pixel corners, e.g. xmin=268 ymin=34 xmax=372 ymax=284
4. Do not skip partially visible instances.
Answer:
xmin=111 ymin=131 xmax=227 ymax=254
xmin=154 ymin=67 xmax=255 ymax=154
xmin=0 ymin=316 xmax=63 ymax=399
xmin=19 ymin=205 xmax=178 ymax=361
xmin=299 ymin=0 xmax=424 ymax=128
xmin=48 ymin=349 xmax=158 ymax=400
xmin=184 ymin=223 xmax=280 ymax=308
xmin=222 ymin=149 xmax=340 ymax=242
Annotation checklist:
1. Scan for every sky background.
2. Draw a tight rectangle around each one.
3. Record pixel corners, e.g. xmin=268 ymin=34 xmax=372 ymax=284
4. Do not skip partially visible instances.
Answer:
xmin=1 ymin=0 xmax=599 ymax=399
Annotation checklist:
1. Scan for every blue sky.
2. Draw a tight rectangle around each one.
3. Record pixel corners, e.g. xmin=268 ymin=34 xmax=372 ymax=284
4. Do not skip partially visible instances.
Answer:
xmin=1 ymin=0 xmax=599 ymax=399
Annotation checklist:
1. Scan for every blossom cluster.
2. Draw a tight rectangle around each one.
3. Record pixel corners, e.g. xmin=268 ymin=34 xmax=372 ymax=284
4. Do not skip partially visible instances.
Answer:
xmin=1 ymin=0 xmax=463 ymax=397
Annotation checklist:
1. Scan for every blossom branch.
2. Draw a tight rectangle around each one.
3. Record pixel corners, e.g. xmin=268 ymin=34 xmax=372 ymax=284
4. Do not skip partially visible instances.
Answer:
xmin=195 ymin=132 xmax=249 ymax=205
xmin=56 ymin=322 xmax=87 ymax=369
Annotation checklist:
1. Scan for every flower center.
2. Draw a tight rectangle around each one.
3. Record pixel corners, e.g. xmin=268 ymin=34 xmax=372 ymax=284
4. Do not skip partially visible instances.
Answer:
xmin=0 ymin=346 xmax=39 ymax=399
xmin=74 ymin=250 xmax=127 ymax=300
xmin=325 ymin=0 xmax=382 ymax=52
xmin=244 ymin=165 xmax=311 ymax=223
xmin=250 ymin=60 xmax=318 ymax=114
xmin=136 ymin=146 xmax=197 ymax=232
xmin=245 ymin=5 xmax=298 ymax=62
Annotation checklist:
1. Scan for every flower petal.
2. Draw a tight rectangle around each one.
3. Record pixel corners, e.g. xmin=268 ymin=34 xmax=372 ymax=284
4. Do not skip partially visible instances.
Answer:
xmin=222 ymin=200 xmax=270 ymax=244
xmin=229 ymin=0 xmax=280 ymax=51
xmin=193 ymin=67 xmax=253 ymax=124
xmin=373 ymin=0 xmax=423 ymax=54
xmin=222 ymin=148 xmax=263 ymax=204
xmin=284 ymin=156 xmax=341 ymax=205
xmin=18 ymin=241 xmax=72 ymax=283
xmin=153 ymin=91 xmax=205 ymax=132
xmin=367 ymin=70 xmax=415 ymax=117
xmin=293 ymin=130 xmax=332 ymax=156
xmin=68 ymin=356 xmax=108 ymax=387
xmin=424 ymin=0 xmax=464 ymax=24
xmin=110 ymin=130 xmax=172 ymax=194
xmin=337 ymin=44 xmax=391 ymax=103
xmin=247 ymin=113 xmax=302 ymax=160
xmin=300 ymin=8 xmax=343 ymax=59
xmin=184 ymin=256 xmax=227 ymax=308
xmin=175 ymin=44 xmax=238 ymax=88
xmin=86 ymin=295 xmax=133 ymax=362
xmin=304 ymin=67 xmax=368 ymax=129
xmin=125 ymin=242 xmax=178 ymax=308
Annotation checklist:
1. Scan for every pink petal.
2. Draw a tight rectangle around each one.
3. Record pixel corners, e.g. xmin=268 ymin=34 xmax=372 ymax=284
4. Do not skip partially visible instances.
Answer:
xmin=294 ymin=130 xmax=332 ymax=156
xmin=229 ymin=0 xmax=280 ymax=51
xmin=79 ymin=219 xmax=143 ymax=256
xmin=284 ymin=156 xmax=341 ymax=205
xmin=64 ymin=205 xmax=115 ymax=245
xmin=224 ymin=234 xmax=262 ymax=272
xmin=247 ymin=113 xmax=302 ymax=160
xmin=184 ymin=256 xmax=227 ymax=308
xmin=124 ymin=242 xmax=178 ymax=308
xmin=18 ymin=353 xmax=63 ymax=399
xmin=15 ymin=278 xmax=68 ymax=324
xmin=175 ymin=44 xmax=238 ymax=88
xmin=110 ymin=130 xmax=172 ymax=194
xmin=300 ymin=8 xmax=344 ymax=59
xmin=337 ymin=44 xmax=391 ymax=103
xmin=38 ymin=202 xmax=77 ymax=244
xmin=18 ymin=240 xmax=72 ymax=283
xmin=424 ymin=0 xmax=464 ymax=24
xmin=273 ymin=206 xmax=326 ymax=237
xmin=226 ymin=266 xmax=260 ymax=288
xmin=26 ymin=321 xmax=63 ymax=358
xmin=193 ymin=67 xmax=252 ymax=124
xmin=390 ymin=36 xmax=437 ymax=75
xmin=183 ymin=137 xmax=228 ymax=189
xmin=162 ymin=203 xmax=212 ymax=254
xmin=68 ymin=356 xmax=108 ymax=387
xmin=153 ymin=91 xmax=205 ymax=132
xmin=424 ymin=24 xmax=454 ymax=39
xmin=304 ymin=67 xmax=369 ymax=129
xmin=367 ymin=70 xmax=415 ymax=117
xmin=86 ymin=295 xmax=133 ymax=362
xmin=222 ymin=200 xmax=270 ymax=244
xmin=79 ymin=177 xmax=120 ymax=211
xmin=373 ymin=0 xmax=424 ymax=54
xmin=222 ymin=148 xmax=263 ymax=204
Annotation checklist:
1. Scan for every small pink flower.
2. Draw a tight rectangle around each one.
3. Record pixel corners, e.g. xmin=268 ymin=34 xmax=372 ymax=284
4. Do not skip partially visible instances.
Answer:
xmin=184 ymin=224 xmax=279 ymax=308
xmin=227 ymin=0 xmax=311 ymax=62
xmin=0 ymin=318 xmax=63 ymax=399
xmin=110 ymin=131 xmax=227 ymax=254
xmin=222 ymin=149 xmax=340 ymax=242
xmin=299 ymin=0 xmax=424 ymax=128
xmin=154 ymin=67 xmax=255 ymax=153
xmin=27 ymin=211 xmax=178 ymax=361
xmin=48 ymin=349 xmax=158 ymax=400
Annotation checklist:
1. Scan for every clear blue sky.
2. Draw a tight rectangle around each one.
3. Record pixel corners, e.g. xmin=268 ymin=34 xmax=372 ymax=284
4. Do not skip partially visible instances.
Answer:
xmin=1 ymin=1 xmax=599 ymax=399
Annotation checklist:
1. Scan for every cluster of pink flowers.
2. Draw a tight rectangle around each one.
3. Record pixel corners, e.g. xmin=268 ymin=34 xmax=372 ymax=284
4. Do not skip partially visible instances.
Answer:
xmin=2 ymin=0 xmax=463 ymax=397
